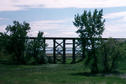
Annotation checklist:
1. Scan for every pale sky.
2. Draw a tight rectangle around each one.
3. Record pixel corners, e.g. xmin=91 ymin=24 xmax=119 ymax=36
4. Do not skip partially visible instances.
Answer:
xmin=0 ymin=0 xmax=126 ymax=38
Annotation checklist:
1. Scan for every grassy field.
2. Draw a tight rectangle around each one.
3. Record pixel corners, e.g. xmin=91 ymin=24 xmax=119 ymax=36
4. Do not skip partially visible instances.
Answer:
xmin=0 ymin=61 xmax=126 ymax=84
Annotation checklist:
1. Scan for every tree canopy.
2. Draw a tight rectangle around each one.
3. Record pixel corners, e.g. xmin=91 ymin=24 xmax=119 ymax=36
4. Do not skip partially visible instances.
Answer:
xmin=73 ymin=9 xmax=105 ymax=73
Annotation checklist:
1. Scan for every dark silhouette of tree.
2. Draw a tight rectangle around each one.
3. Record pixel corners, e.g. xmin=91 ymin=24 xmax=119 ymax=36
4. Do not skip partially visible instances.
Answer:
xmin=0 ymin=32 xmax=10 ymax=63
xmin=25 ymin=31 xmax=48 ymax=64
xmin=0 ymin=21 xmax=48 ymax=65
xmin=73 ymin=9 xmax=105 ymax=73
xmin=5 ymin=21 xmax=30 ymax=64
xmin=100 ymin=38 xmax=121 ymax=73
xmin=0 ymin=32 xmax=9 ymax=51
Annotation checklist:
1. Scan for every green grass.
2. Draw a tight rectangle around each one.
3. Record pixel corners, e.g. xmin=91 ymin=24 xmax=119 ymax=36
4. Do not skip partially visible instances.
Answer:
xmin=0 ymin=61 xmax=126 ymax=84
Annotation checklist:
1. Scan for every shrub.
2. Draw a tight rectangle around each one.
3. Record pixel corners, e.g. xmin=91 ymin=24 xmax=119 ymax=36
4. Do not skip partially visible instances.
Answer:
xmin=98 ymin=38 xmax=121 ymax=73
xmin=25 ymin=31 xmax=48 ymax=64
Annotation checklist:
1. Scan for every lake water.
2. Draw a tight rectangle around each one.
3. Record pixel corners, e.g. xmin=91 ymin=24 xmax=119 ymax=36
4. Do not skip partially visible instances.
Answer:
xmin=46 ymin=47 xmax=81 ymax=54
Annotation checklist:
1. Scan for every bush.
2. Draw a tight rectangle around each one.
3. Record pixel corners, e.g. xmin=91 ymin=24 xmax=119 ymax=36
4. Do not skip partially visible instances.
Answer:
xmin=0 ymin=49 xmax=14 ymax=64
xmin=48 ymin=56 xmax=54 ymax=63
xmin=25 ymin=32 xmax=48 ymax=64
xmin=97 ymin=38 xmax=121 ymax=73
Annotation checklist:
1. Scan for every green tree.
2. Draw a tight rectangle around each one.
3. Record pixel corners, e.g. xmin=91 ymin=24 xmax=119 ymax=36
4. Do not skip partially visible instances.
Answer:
xmin=73 ymin=9 xmax=105 ymax=73
xmin=5 ymin=21 xmax=30 ymax=64
xmin=99 ymin=38 xmax=121 ymax=72
xmin=25 ymin=31 xmax=48 ymax=64
xmin=0 ymin=33 xmax=11 ymax=63
xmin=0 ymin=32 xmax=9 ymax=51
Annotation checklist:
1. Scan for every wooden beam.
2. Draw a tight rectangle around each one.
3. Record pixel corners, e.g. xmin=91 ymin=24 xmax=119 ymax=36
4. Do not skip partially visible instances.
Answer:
xmin=43 ymin=38 xmax=46 ymax=55
xmin=71 ymin=38 xmax=76 ymax=64
xmin=53 ymin=39 xmax=56 ymax=63
xmin=62 ymin=39 xmax=66 ymax=64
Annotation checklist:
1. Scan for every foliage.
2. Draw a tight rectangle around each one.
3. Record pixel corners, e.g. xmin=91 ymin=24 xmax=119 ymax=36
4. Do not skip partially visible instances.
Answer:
xmin=0 ymin=21 xmax=30 ymax=64
xmin=0 ymin=33 xmax=9 ymax=51
xmin=0 ymin=21 xmax=48 ymax=65
xmin=25 ymin=31 xmax=48 ymax=64
xmin=98 ymin=38 xmax=121 ymax=72
xmin=47 ymin=56 xmax=54 ymax=63
xmin=4 ymin=21 xmax=31 ymax=64
xmin=117 ymin=41 xmax=126 ymax=60
xmin=73 ymin=9 xmax=105 ymax=73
